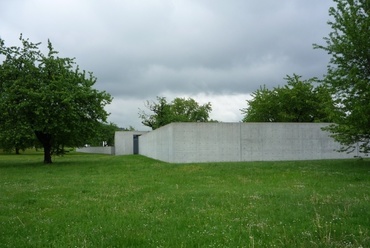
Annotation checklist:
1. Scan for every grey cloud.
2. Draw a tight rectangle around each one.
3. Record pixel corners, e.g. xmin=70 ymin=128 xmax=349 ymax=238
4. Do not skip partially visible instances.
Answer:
xmin=1 ymin=0 xmax=335 ymax=128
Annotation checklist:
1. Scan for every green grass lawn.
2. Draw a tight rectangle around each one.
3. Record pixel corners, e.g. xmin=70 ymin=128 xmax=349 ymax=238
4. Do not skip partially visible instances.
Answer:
xmin=0 ymin=151 xmax=369 ymax=247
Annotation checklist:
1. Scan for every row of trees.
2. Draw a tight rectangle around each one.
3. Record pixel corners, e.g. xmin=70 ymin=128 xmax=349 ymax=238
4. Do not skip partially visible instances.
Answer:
xmin=139 ymin=74 xmax=335 ymax=128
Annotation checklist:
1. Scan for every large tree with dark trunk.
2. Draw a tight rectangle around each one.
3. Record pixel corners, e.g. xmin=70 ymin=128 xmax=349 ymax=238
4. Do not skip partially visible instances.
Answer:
xmin=0 ymin=35 xmax=112 ymax=163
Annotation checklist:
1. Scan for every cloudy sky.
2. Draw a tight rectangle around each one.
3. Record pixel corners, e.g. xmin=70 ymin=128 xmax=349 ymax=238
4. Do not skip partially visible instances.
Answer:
xmin=1 ymin=0 xmax=334 ymax=130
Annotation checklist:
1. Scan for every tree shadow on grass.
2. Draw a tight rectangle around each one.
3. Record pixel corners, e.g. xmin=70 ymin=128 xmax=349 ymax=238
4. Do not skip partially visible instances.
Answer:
xmin=0 ymin=152 xmax=109 ymax=168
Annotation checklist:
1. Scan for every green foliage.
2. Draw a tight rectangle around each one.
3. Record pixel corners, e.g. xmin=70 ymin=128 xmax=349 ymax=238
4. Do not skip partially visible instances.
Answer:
xmin=0 ymin=153 xmax=369 ymax=247
xmin=242 ymin=74 xmax=335 ymax=122
xmin=314 ymin=0 xmax=370 ymax=154
xmin=139 ymin=96 xmax=213 ymax=130
xmin=85 ymin=122 xmax=120 ymax=146
xmin=0 ymin=120 xmax=38 ymax=154
xmin=119 ymin=125 xmax=136 ymax=131
xmin=0 ymin=35 xmax=112 ymax=163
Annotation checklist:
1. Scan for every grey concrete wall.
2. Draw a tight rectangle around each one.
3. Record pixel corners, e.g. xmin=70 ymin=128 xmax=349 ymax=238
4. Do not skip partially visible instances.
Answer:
xmin=136 ymin=122 xmax=360 ymax=163
xmin=170 ymin=123 xmax=241 ymax=163
xmin=76 ymin=146 xmax=114 ymax=155
xmin=114 ymin=131 xmax=149 ymax=155
xmin=240 ymin=123 xmax=358 ymax=161
xmin=139 ymin=125 xmax=173 ymax=162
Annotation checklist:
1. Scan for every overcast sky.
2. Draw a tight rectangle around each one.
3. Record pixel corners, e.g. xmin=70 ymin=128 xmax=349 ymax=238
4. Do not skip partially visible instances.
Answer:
xmin=1 ymin=0 xmax=334 ymax=130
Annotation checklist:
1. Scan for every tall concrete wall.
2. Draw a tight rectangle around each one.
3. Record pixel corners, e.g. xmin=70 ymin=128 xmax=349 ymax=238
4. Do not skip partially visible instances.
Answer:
xmin=139 ymin=125 xmax=173 ymax=162
xmin=170 ymin=123 xmax=241 ymax=163
xmin=114 ymin=131 xmax=149 ymax=155
xmin=137 ymin=122 xmax=360 ymax=163
xmin=239 ymin=123 xmax=358 ymax=161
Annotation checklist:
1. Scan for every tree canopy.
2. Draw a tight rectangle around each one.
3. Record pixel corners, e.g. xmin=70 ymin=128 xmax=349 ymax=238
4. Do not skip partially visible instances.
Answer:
xmin=139 ymin=96 xmax=213 ymax=130
xmin=314 ymin=0 xmax=370 ymax=154
xmin=0 ymin=35 xmax=112 ymax=163
xmin=241 ymin=74 xmax=335 ymax=122
xmin=84 ymin=122 xmax=121 ymax=147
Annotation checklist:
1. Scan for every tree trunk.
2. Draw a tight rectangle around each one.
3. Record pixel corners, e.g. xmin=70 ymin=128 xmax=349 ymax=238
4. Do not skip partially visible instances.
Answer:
xmin=43 ymin=143 xmax=52 ymax=164
xmin=35 ymin=131 xmax=53 ymax=164
xmin=15 ymin=147 xmax=20 ymax=155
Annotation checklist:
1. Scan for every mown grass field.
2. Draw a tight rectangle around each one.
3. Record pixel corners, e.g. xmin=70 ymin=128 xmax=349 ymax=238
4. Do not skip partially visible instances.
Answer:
xmin=0 ymin=151 xmax=369 ymax=247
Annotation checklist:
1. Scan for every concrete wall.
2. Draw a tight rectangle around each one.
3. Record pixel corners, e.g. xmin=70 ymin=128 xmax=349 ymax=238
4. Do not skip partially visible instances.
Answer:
xmin=114 ymin=131 xmax=149 ymax=155
xmin=137 ymin=122 xmax=360 ymax=163
xmin=169 ymin=122 xmax=241 ymax=163
xmin=139 ymin=125 xmax=173 ymax=162
xmin=239 ymin=123 xmax=358 ymax=161
xmin=76 ymin=146 xmax=114 ymax=155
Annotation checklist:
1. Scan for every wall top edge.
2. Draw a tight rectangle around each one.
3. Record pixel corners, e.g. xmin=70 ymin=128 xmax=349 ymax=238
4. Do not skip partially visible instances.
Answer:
xmin=115 ymin=131 xmax=150 ymax=134
xmin=120 ymin=122 xmax=334 ymax=134
xmin=160 ymin=122 xmax=332 ymax=127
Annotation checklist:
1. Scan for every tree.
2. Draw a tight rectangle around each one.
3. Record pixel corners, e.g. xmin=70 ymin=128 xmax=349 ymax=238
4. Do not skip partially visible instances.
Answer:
xmin=0 ymin=35 xmax=112 ymax=163
xmin=0 ymin=124 xmax=37 ymax=154
xmin=85 ymin=122 xmax=120 ymax=146
xmin=241 ymin=85 xmax=280 ymax=122
xmin=139 ymin=96 xmax=212 ymax=130
xmin=242 ymin=74 xmax=335 ymax=122
xmin=314 ymin=0 xmax=370 ymax=154
xmin=119 ymin=126 xmax=136 ymax=131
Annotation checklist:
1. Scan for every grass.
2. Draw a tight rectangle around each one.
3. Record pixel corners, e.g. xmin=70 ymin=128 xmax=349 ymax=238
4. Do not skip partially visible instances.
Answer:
xmin=0 ymin=151 xmax=369 ymax=247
